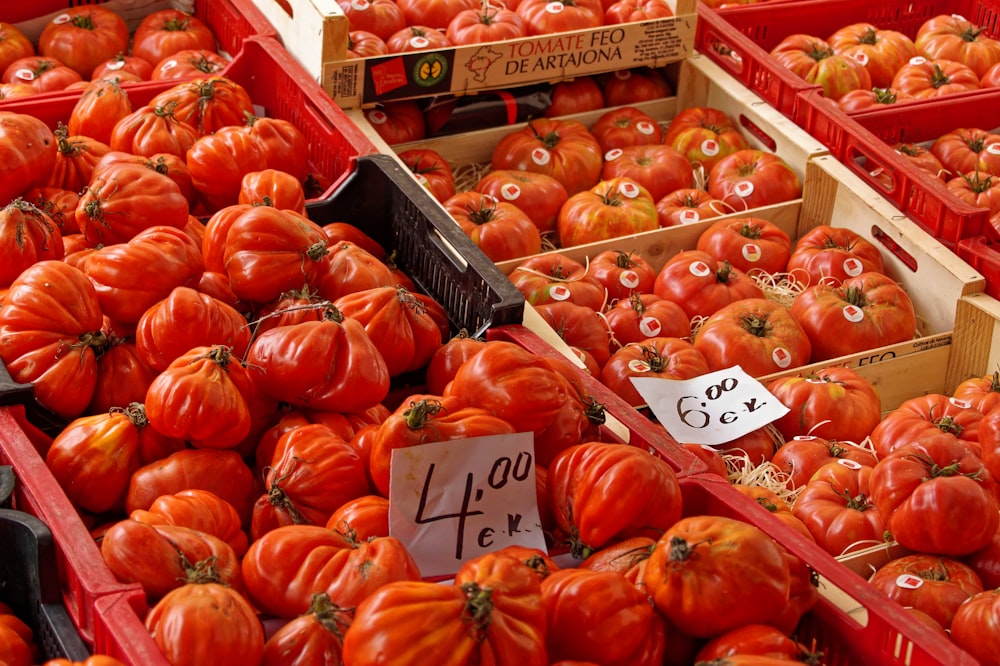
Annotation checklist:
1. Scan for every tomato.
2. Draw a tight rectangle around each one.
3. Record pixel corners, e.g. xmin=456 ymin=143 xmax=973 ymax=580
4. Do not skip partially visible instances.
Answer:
xmin=238 ymin=169 xmax=306 ymax=213
xmin=932 ymin=127 xmax=1000 ymax=176
xmin=444 ymin=339 xmax=602 ymax=467
xmin=732 ymin=485 xmax=814 ymax=542
xmin=0 ymin=23 xmax=33 ymax=76
xmin=45 ymin=126 xmax=110 ymax=194
xmin=587 ymin=249 xmax=656 ymax=302
xmin=145 ymin=583 xmax=264 ymax=666
xmin=977 ymin=402 xmax=1000 ymax=485
xmin=0 ymin=260 xmax=105 ymax=419
xmin=828 ymin=23 xmax=917 ymax=88
xmin=947 ymin=170 xmax=1000 ymax=219
xmin=363 ymin=101 xmax=426 ymax=145
xmin=604 ymin=0 xmax=673 ymax=24
xmin=242 ymin=113 xmax=311 ymax=184
xmin=541 ymin=568 xmax=666 ymax=665
xmin=491 ymin=117 xmax=604 ymax=195
xmin=474 ymin=169 xmax=568 ymax=234
xmin=150 ymin=48 xmax=227 ymax=80
xmin=653 ymin=249 xmax=765 ymax=319
xmin=101 ymin=520 xmax=242 ymax=599
xmin=398 ymin=148 xmax=456 ymax=203
xmin=600 ymin=337 xmax=709 ymax=406
xmin=600 ymin=144 xmax=694 ymax=203
xmin=708 ymin=149 xmax=802 ymax=211
xmin=509 ymin=252 xmax=607 ymax=310
xmin=338 ymin=0 xmax=407 ymax=40
xmin=693 ymin=297 xmax=811 ymax=376
xmin=656 ymin=187 xmax=726 ymax=226
xmin=557 ymin=176 xmax=658 ymax=247
xmin=0 ymin=199 xmax=63 ymax=288
xmin=792 ymin=460 xmax=884 ymax=557
xmin=535 ymin=301 xmax=610 ymax=368
xmin=837 ymin=86 xmax=916 ymax=112
xmin=915 ymin=14 xmax=1000 ymax=79
xmin=695 ymin=624 xmax=812 ymax=662
xmin=955 ymin=369 xmax=1000 ymax=414
xmin=983 ymin=61 xmax=1000 ymax=87
xmin=890 ymin=142 xmax=949 ymax=181
xmin=22 ymin=187 xmax=79 ymax=235
xmin=662 ymin=106 xmax=751 ymax=174
xmin=545 ymin=76 xmax=605 ymax=117
xmin=765 ymin=366 xmax=882 ymax=444
xmin=696 ymin=216 xmax=791 ymax=276
xmin=871 ymin=393 xmax=984 ymax=459
xmin=870 ymin=434 xmax=999 ymax=556
xmin=714 ymin=425 xmax=783 ymax=468
xmin=326 ymin=494 xmax=390 ymax=540
xmin=260 ymin=593 xmax=350 ymax=665
xmin=396 ymin=0 xmax=478 ymax=29
xmin=341 ymin=552 xmax=547 ymax=666
xmin=770 ymin=33 xmax=872 ymax=101
xmin=578 ymin=535 xmax=655 ymax=582
xmin=425 ymin=332 xmax=489 ymax=395
xmin=186 ymin=125 xmax=267 ymax=211
xmin=950 ymin=588 xmax=1000 ymax=665
xmin=2 ymin=55 xmax=82 ymax=92
xmin=640 ymin=515 xmax=792 ymax=638
xmin=310 ymin=239 xmax=398 ymax=304
xmin=151 ymin=75 xmax=254 ymax=138
xmin=891 ymin=56 xmax=981 ymax=98
xmin=0 ymin=81 xmax=35 ymax=101
xmin=601 ymin=67 xmax=672 ymax=106
xmin=869 ymin=553 xmax=983 ymax=630
xmin=131 ymin=10 xmax=218 ymax=68
xmin=107 ymin=105 xmax=196 ymax=163
xmin=37 ymin=6 xmax=129 ymax=79
xmin=0 ymin=112 xmax=57 ymax=206
xmin=446 ymin=6 xmax=526 ymax=44
xmin=786 ymin=224 xmax=886 ymax=286
xmin=133 ymin=488 xmax=248 ymax=557
xmin=87 ymin=336 xmax=162 ymax=421
xmin=589 ymin=106 xmax=663 ymax=152
xmin=516 ymin=0 xmax=603 ymax=35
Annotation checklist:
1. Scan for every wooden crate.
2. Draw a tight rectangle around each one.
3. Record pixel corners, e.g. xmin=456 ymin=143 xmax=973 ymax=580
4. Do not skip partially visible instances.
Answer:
xmin=947 ymin=291 xmax=1000 ymax=391
xmin=251 ymin=0 xmax=697 ymax=108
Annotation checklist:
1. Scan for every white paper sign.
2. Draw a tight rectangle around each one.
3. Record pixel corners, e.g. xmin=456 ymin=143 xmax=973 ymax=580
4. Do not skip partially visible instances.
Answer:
xmin=388 ymin=432 xmax=547 ymax=578
xmin=631 ymin=366 xmax=789 ymax=446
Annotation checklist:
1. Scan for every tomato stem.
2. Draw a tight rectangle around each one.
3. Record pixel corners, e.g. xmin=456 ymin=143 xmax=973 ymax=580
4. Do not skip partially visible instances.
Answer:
xmin=459 ymin=582 xmax=494 ymax=641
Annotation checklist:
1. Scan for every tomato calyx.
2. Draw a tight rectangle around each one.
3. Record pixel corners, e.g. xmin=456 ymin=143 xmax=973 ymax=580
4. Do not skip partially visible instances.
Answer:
xmin=839 ymin=488 xmax=874 ymax=512
xmin=459 ymin=581 xmax=494 ymax=641
xmin=584 ymin=396 xmax=606 ymax=426
xmin=638 ymin=344 xmax=668 ymax=373
xmin=858 ymin=27 xmax=879 ymax=45
xmin=612 ymin=250 xmax=638 ymax=269
xmin=739 ymin=222 xmax=765 ymax=240
xmin=871 ymin=87 xmax=900 ymax=104
xmin=109 ymin=402 xmax=150 ymax=429
xmin=58 ymin=329 xmax=109 ymax=358
xmin=961 ymin=170 xmax=995 ymax=193
xmin=69 ymin=13 xmax=98 ymax=30
xmin=666 ymin=535 xmax=706 ymax=564
xmin=265 ymin=464 xmax=308 ymax=524
xmin=961 ymin=26 xmax=987 ymax=43
xmin=521 ymin=553 xmax=555 ymax=579
xmin=929 ymin=63 xmax=954 ymax=89
xmin=715 ymin=260 xmax=736 ymax=284
xmin=180 ymin=553 xmax=227 ymax=585
xmin=738 ymin=312 xmax=772 ymax=338
xmin=907 ymin=453 xmax=985 ymax=482
xmin=807 ymin=46 xmax=835 ymax=62
xmin=402 ymin=398 xmax=446 ymax=429
xmin=307 ymin=593 xmax=351 ymax=640
xmin=842 ymin=285 xmax=869 ymax=308
xmin=161 ymin=16 xmax=195 ymax=33
xmin=465 ymin=200 xmax=499 ymax=225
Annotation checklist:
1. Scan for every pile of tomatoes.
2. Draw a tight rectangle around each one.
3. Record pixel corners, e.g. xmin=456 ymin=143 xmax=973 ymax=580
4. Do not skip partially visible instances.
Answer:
xmin=0 ymin=6 xmax=227 ymax=100
xmin=769 ymin=14 xmax=1000 ymax=108
xmin=339 ymin=0 xmax=675 ymax=57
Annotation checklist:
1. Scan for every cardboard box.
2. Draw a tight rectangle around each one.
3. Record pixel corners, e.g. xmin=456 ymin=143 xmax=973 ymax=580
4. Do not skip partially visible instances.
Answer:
xmin=251 ymin=0 xmax=697 ymax=107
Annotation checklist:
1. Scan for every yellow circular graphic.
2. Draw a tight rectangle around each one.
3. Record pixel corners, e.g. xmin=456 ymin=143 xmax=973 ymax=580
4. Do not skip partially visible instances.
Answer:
xmin=413 ymin=54 xmax=448 ymax=88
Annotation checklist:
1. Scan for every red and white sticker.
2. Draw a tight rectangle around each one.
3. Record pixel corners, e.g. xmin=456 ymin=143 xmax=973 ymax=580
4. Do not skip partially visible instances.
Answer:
xmin=605 ymin=148 xmax=624 ymax=161
xmin=628 ymin=359 xmax=652 ymax=373
xmin=614 ymin=70 xmax=632 ymax=80
xmin=618 ymin=181 xmax=641 ymax=199
xmin=793 ymin=435 xmax=818 ymax=441
xmin=701 ymin=139 xmax=720 ymax=157
xmin=619 ymin=270 xmax=641 ymax=289
xmin=741 ymin=243 xmax=762 ymax=263
xmin=734 ymin=181 xmax=755 ymax=198
xmin=52 ymin=12 xmax=71 ymax=24
xmin=837 ymin=458 xmax=864 ymax=470
xmin=639 ymin=317 xmax=662 ymax=338
xmin=106 ymin=60 xmax=126 ymax=71
xmin=637 ymin=121 xmax=656 ymax=136
xmin=689 ymin=261 xmax=712 ymax=278
xmin=842 ymin=304 xmax=865 ymax=323
xmin=531 ymin=148 xmax=551 ymax=166
xmin=351 ymin=0 xmax=370 ymax=8
xmin=895 ymin=574 xmax=924 ymax=590
xmin=909 ymin=56 xmax=927 ymax=66
xmin=988 ymin=143 xmax=1000 ymax=155
xmin=410 ymin=36 xmax=430 ymax=49
xmin=500 ymin=183 xmax=521 ymax=201
xmin=415 ymin=173 xmax=429 ymax=187
xmin=545 ymin=1 xmax=565 ymax=13
xmin=367 ymin=109 xmax=388 ymax=125
xmin=771 ymin=347 xmax=792 ymax=368
xmin=843 ymin=257 xmax=864 ymax=276
xmin=680 ymin=209 xmax=700 ymax=224
xmin=548 ymin=284 xmax=571 ymax=301
xmin=13 ymin=69 xmax=35 ymax=82
xmin=949 ymin=397 xmax=972 ymax=409
xmin=852 ymin=52 xmax=869 ymax=66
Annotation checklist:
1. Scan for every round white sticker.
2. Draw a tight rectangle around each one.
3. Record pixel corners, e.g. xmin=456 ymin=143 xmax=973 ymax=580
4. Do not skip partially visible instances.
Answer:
xmin=619 ymin=270 xmax=641 ymax=289
xmin=793 ymin=435 xmax=818 ymax=441
xmin=987 ymin=143 xmax=1000 ymax=155
xmin=895 ymin=574 xmax=924 ymax=590
xmin=548 ymin=284 xmax=571 ymax=301
xmin=367 ymin=110 xmax=388 ymax=125
xmin=837 ymin=458 xmax=864 ymax=470
xmin=842 ymin=304 xmax=865 ymax=323
xmin=618 ymin=181 xmax=640 ymax=199
xmin=843 ymin=257 xmax=864 ymax=276
xmin=531 ymin=148 xmax=551 ymax=166
xmin=545 ymin=1 xmax=565 ymax=13
xmin=410 ymin=36 xmax=430 ymax=49
xmin=853 ymin=52 xmax=869 ymax=66
xmin=637 ymin=121 xmax=656 ymax=136
xmin=689 ymin=261 xmax=712 ymax=278
xmin=53 ymin=12 xmax=71 ymax=24
xmin=500 ymin=183 xmax=521 ymax=201
xmin=106 ymin=60 xmax=126 ymax=71
xmin=639 ymin=317 xmax=662 ymax=338
xmin=734 ymin=181 xmax=755 ymax=198
xmin=909 ymin=56 xmax=927 ymax=66
xmin=13 ymin=68 xmax=35 ymax=82
xmin=771 ymin=347 xmax=792 ymax=368
xmin=701 ymin=139 xmax=720 ymax=157
xmin=680 ymin=209 xmax=700 ymax=224
xmin=741 ymin=243 xmax=762 ymax=263
xmin=351 ymin=0 xmax=370 ymax=8
xmin=628 ymin=359 xmax=652 ymax=373
xmin=949 ymin=397 xmax=972 ymax=409
xmin=605 ymin=148 xmax=624 ymax=161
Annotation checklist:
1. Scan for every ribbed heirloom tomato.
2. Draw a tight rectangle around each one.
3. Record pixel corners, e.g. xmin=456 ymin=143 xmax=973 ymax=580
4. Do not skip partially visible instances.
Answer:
xmin=516 ymin=0 xmax=603 ymax=35
xmin=557 ymin=177 xmax=658 ymax=246
xmin=600 ymin=337 xmax=710 ymax=407
xmin=603 ymin=293 xmax=691 ymax=350
xmin=770 ymin=434 xmax=879 ymax=490
xmin=828 ymin=22 xmax=917 ymax=88
xmin=491 ymin=117 xmax=604 ymax=195
xmin=134 ymin=488 xmax=248 ymax=557
xmin=662 ymin=106 xmax=750 ymax=174
xmin=915 ymin=13 xmax=1000 ymax=79
xmin=443 ymin=191 xmax=542 ymax=262
xmin=0 ymin=111 xmax=57 ymax=205
xmin=600 ymin=144 xmax=694 ymax=202
xmin=792 ymin=460 xmax=884 ymax=557
xmin=786 ymin=224 xmax=885 ymax=286
xmin=869 ymin=554 xmax=984 ymax=630
xmin=131 ymin=9 xmax=217 ymax=66
xmin=707 ymin=149 xmax=802 ymax=211
xmin=509 ymin=252 xmax=607 ymax=310
xmin=338 ymin=0 xmax=406 ymax=40
xmin=869 ymin=393 xmax=984 ymax=458
xmin=765 ymin=366 xmax=882 ymax=443
xmin=696 ymin=216 xmax=792 ymax=275
xmin=653 ymin=249 xmax=765 ymax=319
xmin=38 ymin=6 xmax=129 ymax=79
xmin=770 ymin=33 xmax=872 ymax=100
xmin=474 ymin=169 xmax=568 ymax=235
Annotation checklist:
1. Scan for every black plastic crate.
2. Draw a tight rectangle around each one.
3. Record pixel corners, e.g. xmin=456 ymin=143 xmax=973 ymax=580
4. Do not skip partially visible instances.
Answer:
xmin=305 ymin=154 xmax=525 ymax=337
xmin=0 ymin=466 xmax=12 ymax=507
xmin=0 ymin=507 xmax=90 ymax=661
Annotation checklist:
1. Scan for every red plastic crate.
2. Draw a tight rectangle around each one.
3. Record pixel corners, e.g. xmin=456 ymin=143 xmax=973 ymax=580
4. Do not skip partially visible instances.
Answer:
xmin=486 ymin=323 xmax=710 ymax=478
xmin=957 ymin=235 xmax=1000 ymax=299
xmin=696 ymin=0 xmax=1000 ymax=122
xmin=1 ymin=36 xmax=379 ymax=202
xmin=0 ymin=0 xmax=276 ymax=107
xmin=0 ymin=405 xmax=144 ymax=646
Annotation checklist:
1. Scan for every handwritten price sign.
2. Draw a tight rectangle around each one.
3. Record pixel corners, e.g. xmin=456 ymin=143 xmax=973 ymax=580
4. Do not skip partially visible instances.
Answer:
xmin=388 ymin=432 xmax=547 ymax=578
xmin=631 ymin=366 xmax=789 ymax=446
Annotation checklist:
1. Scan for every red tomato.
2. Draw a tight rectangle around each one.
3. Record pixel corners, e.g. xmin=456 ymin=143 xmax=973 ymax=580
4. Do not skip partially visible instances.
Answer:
xmin=545 ymin=76 xmax=605 ymax=117
xmin=474 ymin=169 xmax=568 ymax=234
xmin=0 ymin=23 xmax=33 ymax=76
xmin=337 ymin=0 xmax=406 ymax=40
xmin=653 ymin=249 xmax=765 ymax=319
xmin=131 ymin=10 xmax=218 ymax=67
xmin=837 ymin=86 xmax=916 ymax=112
xmin=695 ymin=216 xmax=791 ymax=275
xmin=695 ymin=624 xmax=813 ymax=662
xmin=601 ymin=67 xmax=672 ymax=106
xmin=444 ymin=191 xmax=542 ymax=261
xmin=517 ymin=0 xmax=603 ymax=35
xmin=134 ymin=488 xmax=248 ymax=557
xmin=91 ymin=54 xmax=154 ymax=81
xmin=578 ymin=535 xmax=654 ymax=582
xmin=38 ymin=6 xmax=129 ymax=79
xmin=656 ymin=187 xmax=727 ymax=226
xmin=446 ymin=6 xmax=526 ymax=44
xmin=2 ymin=55 xmax=82 ymax=92
xmin=955 ymin=370 xmax=1000 ymax=414
xmin=363 ymin=101 xmax=426 ymax=144
xmin=707 ymin=149 xmax=802 ymax=211
xmin=770 ymin=33 xmax=872 ymax=100
xmin=662 ymin=106 xmax=751 ymax=174
xmin=792 ymin=460 xmax=885 ymax=557
xmin=346 ymin=30 xmax=389 ymax=58
xmin=771 ymin=434 xmax=878 ymax=489
xmin=600 ymin=337 xmax=710 ymax=406
xmin=786 ymin=224 xmax=886 ymax=286
xmin=0 ymin=200 xmax=63 ymax=288
xmin=150 ymin=75 xmax=254 ymax=137
xmin=46 ymin=127 xmax=110 ymax=194
xmin=603 ymin=292 xmax=691 ymax=351
xmin=533 ymin=301 xmax=613 ymax=369
xmin=589 ymin=105 xmax=664 ymax=152
xmin=150 ymin=48 xmax=228 ymax=80
xmin=790 ymin=271 xmax=917 ymax=362
xmin=947 ymin=169 xmax=1000 ymax=218
xmin=915 ymin=13 xmax=1000 ymax=79
xmin=601 ymin=144 xmax=694 ymax=202
xmin=765 ymin=366 xmax=882 ymax=444
xmin=870 ymin=393 xmax=984 ymax=459
xmin=491 ymin=117 xmax=604 ymax=195
xmin=398 ymin=148 xmax=456 ymax=202
xmin=892 ymin=56 xmax=981 ymax=98
xmin=242 ymin=113 xmax=310 ymax=183
xmin=715 ymin=425 xmax=783 ymax=468
xmin=386 ymin=25 xmax=452 ymax=52
xmin=828 ymin=22 xmax=917 ymax=88
xmin=260 ymin=593 xmax=349 ymax=664
xmin=556 ymin=176 xmax=659 ymax=246
xmin=932 ymin=127 xmax=1000 ymax=176
xmin=869 ymin=554 xmax=984 ymax=630
xmin=509 ymin=252 xmax=607 ymax=310
xmin=396 ymin=0 xmax=479 ymax=29
xmin=109 ymin=103 xmax=199 ymax=159
xmin=604 ymin=0 xmax=673 ymax=24
xmin=587 ymin=249 xmax=656 ymax=302
xmin=950 ymin=589 xmax=1000 ymax=665
xmin=693 ymin=297 xmax=812 ymax=376
xmin=238 ymin=169 xmax=306 ymax=213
